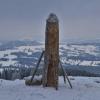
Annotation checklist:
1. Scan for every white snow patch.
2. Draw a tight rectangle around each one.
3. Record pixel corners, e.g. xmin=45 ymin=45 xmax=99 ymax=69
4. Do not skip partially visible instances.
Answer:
xmin=0 ymin=76 xmax=100 ymax=100
xmin=17 ymin=45 xmax=44 ymax=52
xmin=0 ymin=60 xmax=18 ymax=66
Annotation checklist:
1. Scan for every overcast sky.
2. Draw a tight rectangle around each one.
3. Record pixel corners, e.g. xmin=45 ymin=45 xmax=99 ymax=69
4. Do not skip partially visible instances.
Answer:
xmin=0 ymin=0 xmax=100 ymax=41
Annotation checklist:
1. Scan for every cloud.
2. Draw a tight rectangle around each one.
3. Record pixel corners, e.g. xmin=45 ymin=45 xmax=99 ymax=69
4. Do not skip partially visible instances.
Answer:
xmin=0 ymin=0 xmax=100 ymax=41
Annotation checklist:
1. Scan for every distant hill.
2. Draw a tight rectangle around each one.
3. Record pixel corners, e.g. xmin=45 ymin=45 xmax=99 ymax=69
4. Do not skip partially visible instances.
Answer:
xmin=0 ymin=40 xmax=42 ymax=50
xmin=0 ymin=40 xmax=100 ymax=77
xmin=62 ymin=38 xmax=100 ymax=45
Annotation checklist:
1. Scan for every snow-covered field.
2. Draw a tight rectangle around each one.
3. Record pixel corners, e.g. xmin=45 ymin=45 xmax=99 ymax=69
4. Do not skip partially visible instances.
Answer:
xmin=0 ymin=76 xmax=100 ymax=100
xmin=0 ymin=44 xmax=100 ymax=67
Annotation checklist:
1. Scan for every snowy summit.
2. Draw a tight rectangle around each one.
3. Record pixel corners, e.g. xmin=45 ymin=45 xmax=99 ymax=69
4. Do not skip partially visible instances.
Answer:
xmin=47 ymin=13 xmax=59 ymax=23
xmin=0 ymin=76 xmax=100 ymax=100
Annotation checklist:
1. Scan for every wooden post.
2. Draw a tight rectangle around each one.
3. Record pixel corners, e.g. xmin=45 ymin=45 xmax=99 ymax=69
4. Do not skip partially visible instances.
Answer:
xmin=42 ymin=13 xmax=59 ymax=89
xmin=59 ymin=59 xmax=72 ymax=88
xmin=30 ymin=51 xmax=44 ymax=82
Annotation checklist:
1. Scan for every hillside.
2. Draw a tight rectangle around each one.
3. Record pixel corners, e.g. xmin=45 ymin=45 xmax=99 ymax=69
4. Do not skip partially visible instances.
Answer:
xmin=0 ymin=76 xmax=100 ymax=100
xmin=0 ymin=40 xmax=100 ymax=78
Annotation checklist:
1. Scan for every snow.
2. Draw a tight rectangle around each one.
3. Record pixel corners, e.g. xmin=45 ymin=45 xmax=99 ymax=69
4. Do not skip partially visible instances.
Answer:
xmin=0 ymin=45 xmax=44 ymax=67
xmin=71 ymin=45 xmax=98 ymax=56
xmin=0 ymin=69 xmax=3 ymax=73
xmin=60 ymin=44 xmax=99 ymax=56
xmin=17 ymin=45 xmax=44 ymax=52
xmin=0 ymin=44 xmax=100 ymax=67
xmin=61 ymin=58 xmax=100 ymax=67
xmin=0 ymin=76 xmax=100 ymax=100
xmin=0 ymin=49 xmax=18 ymax=66
xmin=0 ymin=60 xmax=17 ymax=67
xmin=80 ymin=61 xmax=100 ymax=66
xmin=0 ymin=49 xmax=18 ymax=58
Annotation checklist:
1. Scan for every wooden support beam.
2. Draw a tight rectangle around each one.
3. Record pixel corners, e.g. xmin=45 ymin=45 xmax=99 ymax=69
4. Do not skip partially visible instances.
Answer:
xmin=30 ymin=51 xmax=44 ymax=82
xmin=59 ymin=63 xmax=66 ymax=84
xmin=59 ymin=59 xmax=72 ymax=88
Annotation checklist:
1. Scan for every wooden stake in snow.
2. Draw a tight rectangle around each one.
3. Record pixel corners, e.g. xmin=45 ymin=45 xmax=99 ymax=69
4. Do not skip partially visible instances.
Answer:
xmin=26 ymin=13 xmax=72 ymax=89
xmin=42 ymin=13 xmax=59 ymax=89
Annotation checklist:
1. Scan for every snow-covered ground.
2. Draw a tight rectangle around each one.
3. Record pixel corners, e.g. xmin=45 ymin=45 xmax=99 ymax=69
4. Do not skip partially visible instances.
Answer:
xmin=0 ymin=76 xmax=100 ymax=100
xmin=0 ymin=44 xmax=100 ymax=67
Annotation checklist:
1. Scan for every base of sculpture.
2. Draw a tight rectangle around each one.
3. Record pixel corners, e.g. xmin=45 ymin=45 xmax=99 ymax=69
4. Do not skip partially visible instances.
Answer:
xmin=25 ymin=51 xmax=72 ymax=90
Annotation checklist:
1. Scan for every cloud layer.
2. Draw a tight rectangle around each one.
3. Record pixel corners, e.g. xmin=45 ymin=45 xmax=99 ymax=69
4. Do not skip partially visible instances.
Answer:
xmin=0 ymin=0 xmax=100 ymax=41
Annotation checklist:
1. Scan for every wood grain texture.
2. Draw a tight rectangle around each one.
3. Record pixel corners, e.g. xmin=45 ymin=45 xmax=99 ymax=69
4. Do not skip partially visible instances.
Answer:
xmin=42 ymin=14 xmax=59 ymax=89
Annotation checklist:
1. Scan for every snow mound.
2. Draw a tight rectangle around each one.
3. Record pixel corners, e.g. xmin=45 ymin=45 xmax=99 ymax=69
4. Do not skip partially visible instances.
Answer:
xmin=0 ymin=76 xmax=100 ymax=100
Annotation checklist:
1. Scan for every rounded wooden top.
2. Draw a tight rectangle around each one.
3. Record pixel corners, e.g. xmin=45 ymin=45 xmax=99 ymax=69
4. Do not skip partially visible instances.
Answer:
xmin=47 ymin=13 xmax=59 ymax=23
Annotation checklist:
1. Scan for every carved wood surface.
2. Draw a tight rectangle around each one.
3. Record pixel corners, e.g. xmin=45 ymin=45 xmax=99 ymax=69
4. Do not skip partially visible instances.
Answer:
xmin=43 ymin=14 xmax=59 ymax=89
